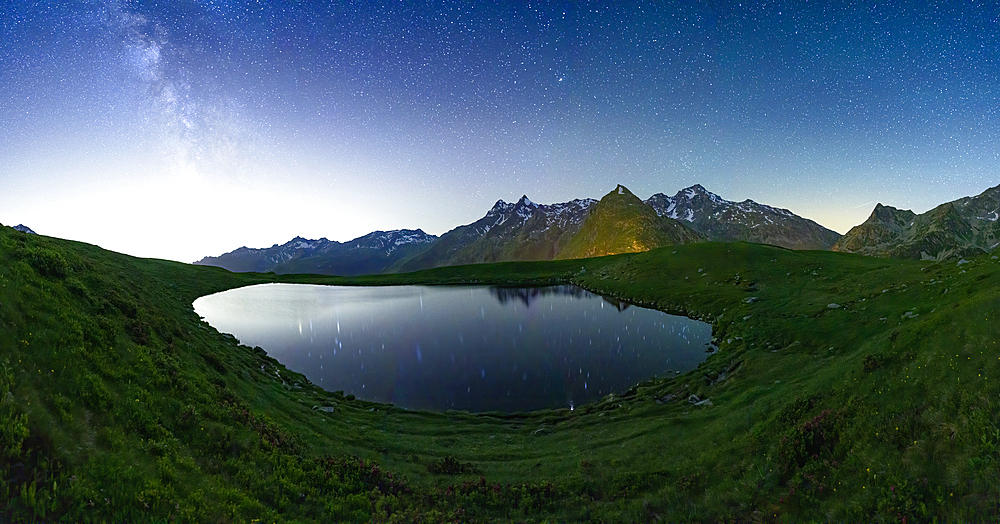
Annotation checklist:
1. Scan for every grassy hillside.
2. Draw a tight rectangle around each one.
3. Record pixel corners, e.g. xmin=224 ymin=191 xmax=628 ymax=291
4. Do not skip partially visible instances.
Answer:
xmin=2 ymin=224 xmax=1000 ymax=521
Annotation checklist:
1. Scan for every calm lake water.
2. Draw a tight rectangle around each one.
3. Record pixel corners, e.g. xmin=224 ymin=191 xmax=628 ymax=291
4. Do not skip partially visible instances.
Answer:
xmin=193 ymin=284 xmax=712 ymax=412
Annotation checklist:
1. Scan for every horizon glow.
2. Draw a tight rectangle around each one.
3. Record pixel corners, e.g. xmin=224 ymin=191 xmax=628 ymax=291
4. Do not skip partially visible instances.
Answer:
xmin=3 ymin=1 xmax=999 ymax=262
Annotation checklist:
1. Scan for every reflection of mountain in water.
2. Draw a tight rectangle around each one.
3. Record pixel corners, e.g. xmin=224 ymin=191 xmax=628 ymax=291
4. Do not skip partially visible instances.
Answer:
xmin=488 ymin=285 xmax=631 ymax=310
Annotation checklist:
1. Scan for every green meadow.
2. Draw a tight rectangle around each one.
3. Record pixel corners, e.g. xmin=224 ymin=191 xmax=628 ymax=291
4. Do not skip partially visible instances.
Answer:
xmin=2 ymin=224 xmax=999 ymax=521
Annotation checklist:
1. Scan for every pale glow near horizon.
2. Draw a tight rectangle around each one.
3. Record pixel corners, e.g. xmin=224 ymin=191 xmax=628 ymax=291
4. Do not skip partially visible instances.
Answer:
xmin=3 ymin=2 xmax=998 ymax=262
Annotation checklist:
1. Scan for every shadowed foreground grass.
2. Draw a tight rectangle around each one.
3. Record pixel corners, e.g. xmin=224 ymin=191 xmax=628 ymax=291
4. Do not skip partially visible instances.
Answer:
xmin=1 ymin=224 xmax=999 ymax=521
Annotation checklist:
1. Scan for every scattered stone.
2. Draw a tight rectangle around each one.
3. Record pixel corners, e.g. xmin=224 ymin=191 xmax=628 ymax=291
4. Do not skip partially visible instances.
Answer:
xmin=958 ymin=259 xmax=969 ymax=265
xmin=688 ymin=394 xmax=712 ymax=406
xmin=902 ymin=311 xmax=919 ymax=319
xmin=312 ymin=406 xmax=336 ymax=413
xmin=688 ymin=394 xmax=713 ymax=407
xmin=743 ymin=296 xmax=758 ymax=304
xmin=827 ymin=303 xmax=840 ymax=309
xmin=656 ymin=394 xmax=677 ymax=404
xmin=743 ymin=315 xmax=752 ymax=320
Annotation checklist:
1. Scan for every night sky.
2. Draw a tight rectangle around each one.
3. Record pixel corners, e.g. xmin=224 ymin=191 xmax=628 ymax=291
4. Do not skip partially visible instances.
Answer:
xmin=3 ymin=1 xmax=999 ymax=262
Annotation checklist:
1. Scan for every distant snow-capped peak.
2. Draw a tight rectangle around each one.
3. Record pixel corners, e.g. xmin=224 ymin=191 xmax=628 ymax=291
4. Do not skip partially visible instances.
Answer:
xmin=351 ymin=229 xmax=437 ymax=253
xmin=475 ymin=195 xmax=597 ymax=236
xmin=646 ymin=185 xmax=794 ymax=223
xmin=517 ymin=195 xmax=537 ymax=207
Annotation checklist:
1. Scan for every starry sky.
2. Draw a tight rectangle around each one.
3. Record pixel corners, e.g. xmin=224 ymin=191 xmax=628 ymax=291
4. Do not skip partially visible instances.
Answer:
xmin=2 ymin=1 xmax=999 ymax=262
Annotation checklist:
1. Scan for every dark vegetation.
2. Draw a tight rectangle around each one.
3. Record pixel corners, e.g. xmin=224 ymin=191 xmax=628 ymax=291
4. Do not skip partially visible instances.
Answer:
xmin=2 ymin=224 xmax=1000 ymax=521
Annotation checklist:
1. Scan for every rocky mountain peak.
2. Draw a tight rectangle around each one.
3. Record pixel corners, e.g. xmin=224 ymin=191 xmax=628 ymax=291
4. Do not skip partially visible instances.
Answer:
xmin=673 ymin=184 xmax=728 ymax=206
xmin=487 ymin=199 xmax=514 ymax=215
xmin=645 ymin=184 xmax=840 ymax=249
xmin=612 ymin=184 xmax=638 ymax=198
xmin=834 ymin=183 xmax=1000 ymax=260
xmin=867 ymin=204 xmax=915 ymax=229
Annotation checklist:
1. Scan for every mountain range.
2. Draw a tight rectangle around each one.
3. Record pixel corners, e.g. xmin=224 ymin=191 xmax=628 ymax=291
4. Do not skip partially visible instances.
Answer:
xmin=389 ymin=194 xmax=598 ymax=271
xmin=195 ymin=182 xmax=1000 ymax=275
xmin=832 ymin=184 xmax=1000 ymax=260
xmin=194 ymin=229 xmax=437 ymax=276
xmin=195 ymin=184 xmax=841 ymax=275
xmin=644 ymin=184 xmax=840 ymax=250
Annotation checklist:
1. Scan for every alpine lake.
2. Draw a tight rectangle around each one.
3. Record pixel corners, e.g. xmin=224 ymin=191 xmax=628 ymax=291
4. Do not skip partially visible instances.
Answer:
xmin=193 ymin=284 xmax=713 ymax=413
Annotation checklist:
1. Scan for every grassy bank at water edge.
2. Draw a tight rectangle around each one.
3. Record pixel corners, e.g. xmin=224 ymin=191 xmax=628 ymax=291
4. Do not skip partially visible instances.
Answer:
xmin=1 ymin=224 xmax=1000 ymax=521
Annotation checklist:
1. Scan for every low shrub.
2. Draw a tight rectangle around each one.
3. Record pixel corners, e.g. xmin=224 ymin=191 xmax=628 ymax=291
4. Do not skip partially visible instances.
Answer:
xmin=27 ymin=248 xmax=68 ymax=278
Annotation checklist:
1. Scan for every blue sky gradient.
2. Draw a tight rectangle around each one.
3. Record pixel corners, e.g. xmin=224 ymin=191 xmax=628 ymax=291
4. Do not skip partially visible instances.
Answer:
xmin=2 ymin=1 xmax=998 ymax=261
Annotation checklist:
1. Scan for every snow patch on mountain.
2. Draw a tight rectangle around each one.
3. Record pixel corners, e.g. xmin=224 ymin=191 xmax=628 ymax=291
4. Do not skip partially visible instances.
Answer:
xmin=648 ymin=185 xmax=799 ymax=225
xmin=642 ymin=184 xmax=840 ymax=250
xmin=197 ymin=229 xmax=439 ymax=270
xmin=474 ymin=196 xmax=597 ymax=236
xmin=348 ymin=229 xmax=437 ymax=254
xmin=478 ymin=200 xmax=517 ymax=234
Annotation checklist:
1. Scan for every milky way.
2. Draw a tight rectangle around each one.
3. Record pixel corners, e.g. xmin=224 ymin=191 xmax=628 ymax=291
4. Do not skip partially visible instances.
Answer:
xmin=2 ymin=1 xmax=999 ymax=261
